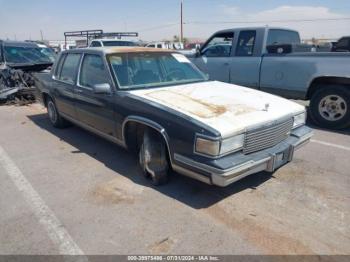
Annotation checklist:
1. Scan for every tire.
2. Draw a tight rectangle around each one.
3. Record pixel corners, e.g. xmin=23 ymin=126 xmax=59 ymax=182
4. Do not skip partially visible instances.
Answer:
xmin=309 ymin=85 xmax=350 ymax=129
xmin=138 ymin=129 xmax=169 ymax=186
xmin=47 ymin=98 xmax=69 ymax=128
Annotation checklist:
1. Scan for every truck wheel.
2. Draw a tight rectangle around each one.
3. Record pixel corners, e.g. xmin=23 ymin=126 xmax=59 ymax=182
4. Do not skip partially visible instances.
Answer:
xmin=138 ymin=129 xmax=169 ymax=186
xmin=310 ymin=85 xmax=350 ymax=129
xmin=47 ymin=98 xmax=69 ymax=128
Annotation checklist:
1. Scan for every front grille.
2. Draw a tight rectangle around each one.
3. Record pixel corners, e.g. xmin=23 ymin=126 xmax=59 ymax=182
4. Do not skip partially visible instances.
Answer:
xmin=243 ymin=118 xmax=293 ymax=154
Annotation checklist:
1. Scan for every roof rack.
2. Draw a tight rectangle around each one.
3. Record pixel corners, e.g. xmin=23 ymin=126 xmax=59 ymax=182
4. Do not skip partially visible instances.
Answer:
xmin=64 ymin=30 xmax=139 ymax=47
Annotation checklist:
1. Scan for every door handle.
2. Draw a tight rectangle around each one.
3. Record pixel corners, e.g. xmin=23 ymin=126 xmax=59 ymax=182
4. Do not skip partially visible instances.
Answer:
xmin=224 ymin=62 xmax=230 ymax=66
xmin=75 ymin=89 xmax=83 ymax=93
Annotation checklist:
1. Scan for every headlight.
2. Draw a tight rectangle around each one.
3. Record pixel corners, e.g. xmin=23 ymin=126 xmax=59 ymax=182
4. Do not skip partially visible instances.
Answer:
xmin=293 ymin=112 xmax=306 ymax=129
xmin=195 ymin=134 xmax=244 ymax=157
xmin=220 ymin=134 xmax=244 ymax=155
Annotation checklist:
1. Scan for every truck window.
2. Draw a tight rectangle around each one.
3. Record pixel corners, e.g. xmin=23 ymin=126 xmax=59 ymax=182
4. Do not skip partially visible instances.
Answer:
xmin=90 ymin=41 xmax=102 ymax=47
xmin=267 ymin=29 xmax=300 ymax=46
xmin=79 ymin=54 xmax=111 ymax=88
xmin=236 ymin=31 xmax=256 ymax=56
xmin=59 ymin=53 xmax=81 ymax=84
xmin=201 ymin=32 xmax=234 ymax=57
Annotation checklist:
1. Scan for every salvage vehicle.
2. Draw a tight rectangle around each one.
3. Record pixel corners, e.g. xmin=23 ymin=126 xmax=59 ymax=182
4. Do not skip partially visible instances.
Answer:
xmin=188 ymin=27 xmax=350 ymax=129
xmin=0 ymin=40 xmax=53 ymax=102
xmin=34 ymin=47 xmax=313 ymax=186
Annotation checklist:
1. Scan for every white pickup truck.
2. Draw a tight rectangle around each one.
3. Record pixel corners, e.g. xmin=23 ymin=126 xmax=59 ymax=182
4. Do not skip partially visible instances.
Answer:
xmin=188 ymin=27 xmax=350 ymax=129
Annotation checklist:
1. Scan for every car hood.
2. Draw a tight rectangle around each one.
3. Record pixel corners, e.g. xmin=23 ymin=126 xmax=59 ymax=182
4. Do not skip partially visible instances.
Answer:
xmin=129 ymin=81 xmax=305 ymax=137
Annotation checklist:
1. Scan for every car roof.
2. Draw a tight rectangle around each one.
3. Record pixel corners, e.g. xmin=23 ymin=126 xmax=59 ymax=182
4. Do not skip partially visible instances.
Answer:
xmin=1 ymin=40 xmax=40 ymax=48
xmin=63 ymin=47 xmax=175 ymax=55
xmin=216 ymin=26 xmax=298 ymax=34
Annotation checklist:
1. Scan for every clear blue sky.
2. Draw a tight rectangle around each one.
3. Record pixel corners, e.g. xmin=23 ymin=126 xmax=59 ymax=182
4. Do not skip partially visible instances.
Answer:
xmin=1 ymin=0 xmax=349 ymax=41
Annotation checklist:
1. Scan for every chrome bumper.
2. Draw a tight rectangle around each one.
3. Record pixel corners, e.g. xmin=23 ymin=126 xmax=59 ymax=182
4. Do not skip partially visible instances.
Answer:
xmin=173 ymin=126 xmax=313 ymax=187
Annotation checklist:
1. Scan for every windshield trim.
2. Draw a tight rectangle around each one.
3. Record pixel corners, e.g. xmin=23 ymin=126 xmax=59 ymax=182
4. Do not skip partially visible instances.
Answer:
xmin=106 ymin=52 xmax=208 ymax=91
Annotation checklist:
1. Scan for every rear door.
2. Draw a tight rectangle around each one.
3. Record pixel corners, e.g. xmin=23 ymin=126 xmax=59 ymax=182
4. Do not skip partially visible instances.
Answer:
xmin=52 ymin=53 xmax=81 ymax=118
xmin=75 ymin=53 xmax=116 ymax=136
xmin=191 ymin=32 xmax=234 ymax=82
xmin=229 ymin=30 xmax=262 ymax=88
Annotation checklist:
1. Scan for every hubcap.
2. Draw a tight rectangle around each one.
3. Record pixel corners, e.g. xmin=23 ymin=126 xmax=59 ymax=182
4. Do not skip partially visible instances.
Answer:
xmin=48 ymin=102 xmax=57 ymax=124
xmin=318 ymin=95 xmax=347 ymax=121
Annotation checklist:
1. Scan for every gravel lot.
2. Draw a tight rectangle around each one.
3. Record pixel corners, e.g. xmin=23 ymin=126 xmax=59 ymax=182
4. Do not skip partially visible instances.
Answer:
xmin=0 ymin=103 xmax=349 ymax=255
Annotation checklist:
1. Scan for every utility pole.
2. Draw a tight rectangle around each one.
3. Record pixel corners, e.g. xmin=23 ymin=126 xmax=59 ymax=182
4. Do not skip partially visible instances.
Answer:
xmin=180 ymin=0 xmax=184 ymax=43
xmin=40 ymin=30 xmax=44 ymax=41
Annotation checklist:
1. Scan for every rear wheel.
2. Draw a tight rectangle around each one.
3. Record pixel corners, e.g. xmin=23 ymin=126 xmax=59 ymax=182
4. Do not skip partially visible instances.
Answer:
xmin=138 ymin=129 xmax=169 ymax=186
xmin=309 ymin=85 xmax=350 ymax=129
xmin=47 ymin=98 xmax=69 ymax=128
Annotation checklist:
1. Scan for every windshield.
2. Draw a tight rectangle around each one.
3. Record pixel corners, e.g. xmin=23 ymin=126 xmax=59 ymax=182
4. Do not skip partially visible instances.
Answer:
xmin=4 ymin=46 xmax=53 ymax=64
xmin=39 ymin=47 xmax=57 ymax=62
xmin=103 ymin=41 xmax=137 ymax=47
xmin=108 ymin=52 xmax=208 ymax=90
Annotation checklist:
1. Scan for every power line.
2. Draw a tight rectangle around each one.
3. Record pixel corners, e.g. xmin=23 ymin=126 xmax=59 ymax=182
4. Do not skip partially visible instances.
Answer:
xmin=185 ymin=17 xmax=350 ymax=25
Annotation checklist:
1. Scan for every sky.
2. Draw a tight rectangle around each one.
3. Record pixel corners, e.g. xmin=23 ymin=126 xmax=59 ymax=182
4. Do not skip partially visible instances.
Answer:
xmin=0 ymin=0 xmax=350 ymax=41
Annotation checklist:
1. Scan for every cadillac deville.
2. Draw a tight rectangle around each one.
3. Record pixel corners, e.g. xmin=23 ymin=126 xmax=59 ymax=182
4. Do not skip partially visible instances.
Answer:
xmin=34 ymin=47 xmax=313 ymax=186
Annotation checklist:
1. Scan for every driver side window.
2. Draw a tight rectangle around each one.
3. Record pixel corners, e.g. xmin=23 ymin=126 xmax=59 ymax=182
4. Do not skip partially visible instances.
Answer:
xmin=201 ymin=32 xmax=234 ymax=57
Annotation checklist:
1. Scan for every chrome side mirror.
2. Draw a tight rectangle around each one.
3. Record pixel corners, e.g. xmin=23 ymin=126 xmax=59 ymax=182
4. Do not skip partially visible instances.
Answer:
xmin=93 ymin=83 xmax=111 ymax=94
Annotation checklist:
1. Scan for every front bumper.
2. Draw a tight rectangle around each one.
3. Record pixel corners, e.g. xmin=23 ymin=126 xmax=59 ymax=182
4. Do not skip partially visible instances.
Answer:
xmin=173 ymin=126 xmax=313 ymax=187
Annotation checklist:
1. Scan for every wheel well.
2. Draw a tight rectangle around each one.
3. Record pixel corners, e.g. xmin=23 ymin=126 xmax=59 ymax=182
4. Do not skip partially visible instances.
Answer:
xmin=307 ymin=77 xmax=350 ymax=99
xmin=123 ymin=121 xmax=171 ymax=164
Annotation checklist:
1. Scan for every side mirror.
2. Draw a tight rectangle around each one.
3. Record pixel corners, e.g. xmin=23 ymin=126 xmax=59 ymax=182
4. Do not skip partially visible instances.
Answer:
xmin=93 ymin=83 xmax=111 ymax=94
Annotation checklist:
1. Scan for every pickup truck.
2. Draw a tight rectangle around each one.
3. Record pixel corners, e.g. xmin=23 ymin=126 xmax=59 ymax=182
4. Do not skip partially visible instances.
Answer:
xmin=34 ymin=47 xmax=312 ymax=187
xmin=188 ymin=27 xmax=350 ymax=129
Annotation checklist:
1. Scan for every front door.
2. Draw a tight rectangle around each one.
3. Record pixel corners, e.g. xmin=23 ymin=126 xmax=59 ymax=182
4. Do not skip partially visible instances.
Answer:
xmin=191 ymin=31 xmax=234 ymax=82
xmin=230 ymin=30 xmax=261 ymax=88
xmin=75 ymin=53 xmax=116 ymax=137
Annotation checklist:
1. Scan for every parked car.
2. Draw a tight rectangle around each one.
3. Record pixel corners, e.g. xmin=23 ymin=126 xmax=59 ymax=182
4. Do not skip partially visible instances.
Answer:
xmin=34 ymin=47 xmax=312 ymax=187
xmin=332 ymin=36 xmax=350 ymax=52
xmin=89 ymin=39 xmax=138 ymax=47
xmin=188 ymin=27 xmax=350 ymax=129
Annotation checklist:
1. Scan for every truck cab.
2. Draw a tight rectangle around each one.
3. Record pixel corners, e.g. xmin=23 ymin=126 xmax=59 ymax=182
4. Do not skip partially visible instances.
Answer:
xmin=191 ymin=27 xmax=300 ymax=88
xmin=189 ymin=27 xmax=350 ymax=130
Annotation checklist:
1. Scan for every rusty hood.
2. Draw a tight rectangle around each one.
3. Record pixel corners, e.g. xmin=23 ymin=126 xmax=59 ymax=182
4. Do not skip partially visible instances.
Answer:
xmin=129 ymin=81 xmax=305 ymax=137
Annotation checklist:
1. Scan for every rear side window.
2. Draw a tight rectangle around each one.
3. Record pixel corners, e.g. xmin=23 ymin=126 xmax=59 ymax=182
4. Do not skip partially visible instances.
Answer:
xmin=79 ymin=54 xmax=111 ymax=88
xmin=267 ymin=29 xmax=301 ymax=46
xmin=59 ymin=53 xmax=81 ymax=84
xmin=236 ymin=31 xmax=256 ymax=56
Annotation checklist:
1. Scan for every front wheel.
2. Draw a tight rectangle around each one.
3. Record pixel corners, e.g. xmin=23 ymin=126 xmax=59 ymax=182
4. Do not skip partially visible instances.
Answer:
xmin=138 ymin=129 xmax=169 ymax=186
xmin=309 ymin=85 xmax=350 ymax=129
